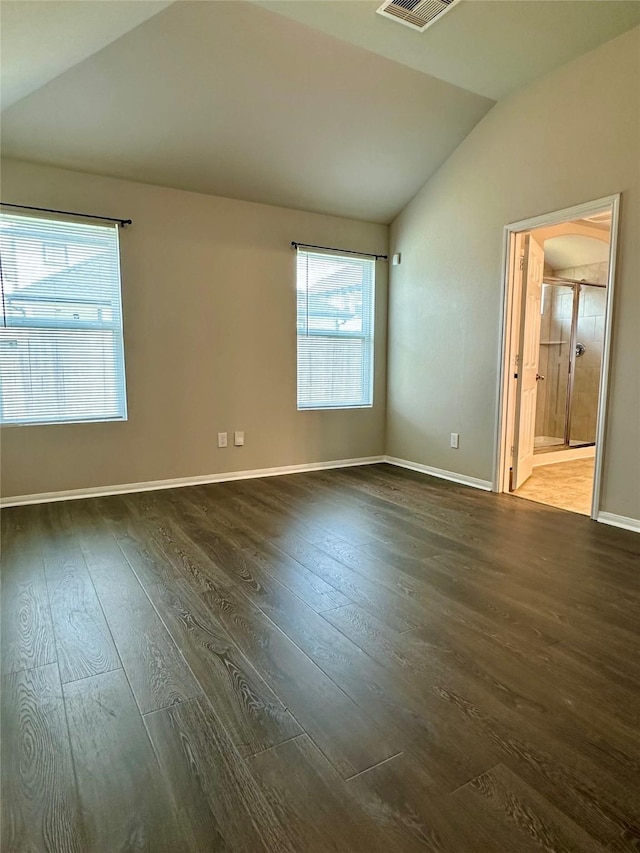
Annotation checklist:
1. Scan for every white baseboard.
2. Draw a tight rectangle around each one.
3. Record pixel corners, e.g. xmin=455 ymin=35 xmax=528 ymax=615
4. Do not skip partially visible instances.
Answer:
xmin=597 ymin=512 xmax=640 ymax=533
xmin=3 ymin=453 xmax=635 ymax=533
xmin=0 ymin=456 xmax=385 ymax=508
xmin=383 ymin=456 xmax=493 ymax=491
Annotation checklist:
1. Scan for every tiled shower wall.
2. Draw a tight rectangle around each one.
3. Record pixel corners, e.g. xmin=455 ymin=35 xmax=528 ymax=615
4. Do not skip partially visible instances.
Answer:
xmin=558 ymin=263 xmax=607 ymax=444
xmin=535 ymin=262 xmax=607 ymax=445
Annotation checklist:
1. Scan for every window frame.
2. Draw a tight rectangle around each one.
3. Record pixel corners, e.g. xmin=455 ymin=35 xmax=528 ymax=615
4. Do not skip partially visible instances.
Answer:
xmin=296 ymin=248 xmax=375 ymax=411
xmin=0 ymin=212 xmax=128 ymax=428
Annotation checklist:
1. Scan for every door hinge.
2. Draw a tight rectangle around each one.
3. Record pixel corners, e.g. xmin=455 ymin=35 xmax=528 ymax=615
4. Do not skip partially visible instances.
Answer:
xmin=519 ymin=254 xmax=525 ymax=271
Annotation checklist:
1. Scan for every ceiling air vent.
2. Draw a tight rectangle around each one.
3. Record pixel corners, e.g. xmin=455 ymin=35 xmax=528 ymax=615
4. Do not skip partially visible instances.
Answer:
xmin=376 ymin=0 xmax=460 ymax=32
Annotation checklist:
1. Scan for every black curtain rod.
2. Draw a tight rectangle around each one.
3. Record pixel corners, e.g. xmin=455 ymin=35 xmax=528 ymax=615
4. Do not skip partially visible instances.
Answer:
xmin=1 ymin=202 xmax=132 ymax=228
xmin=291 ymin=241 xmax=387 ymax=261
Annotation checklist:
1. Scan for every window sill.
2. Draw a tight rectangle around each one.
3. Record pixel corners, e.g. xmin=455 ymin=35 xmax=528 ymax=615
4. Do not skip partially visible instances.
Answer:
xmin=297 ymin=404 xmax=373 ymax=411
xmin=0 ymin=416 xmax=128 ymax=428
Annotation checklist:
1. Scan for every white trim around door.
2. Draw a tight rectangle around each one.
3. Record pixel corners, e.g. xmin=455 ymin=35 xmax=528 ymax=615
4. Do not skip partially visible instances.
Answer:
xmin=493 ymin=194 xmax=621 ymax=520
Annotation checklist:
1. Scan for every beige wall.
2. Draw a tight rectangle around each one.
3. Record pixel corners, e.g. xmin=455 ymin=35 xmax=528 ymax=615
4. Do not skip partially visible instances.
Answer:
xmin=387 ymin=27 xmax=640 ymax=519
xmin=0 ymin=160 xmax=388 ymax=499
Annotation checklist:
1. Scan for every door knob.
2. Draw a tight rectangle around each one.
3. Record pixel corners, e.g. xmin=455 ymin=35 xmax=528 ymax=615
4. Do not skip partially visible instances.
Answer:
xmin=536 ymin=373 xmax=545 ymax=381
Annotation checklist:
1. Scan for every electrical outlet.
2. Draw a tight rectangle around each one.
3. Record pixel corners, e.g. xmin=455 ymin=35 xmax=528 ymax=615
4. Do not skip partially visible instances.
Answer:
xmin=217 ymin=432 xmax=228 ymax=448
xmin=234 ymin=431 xmax=244 ymax=447
xmin=450 ymin=432 xmax=459 ymax=449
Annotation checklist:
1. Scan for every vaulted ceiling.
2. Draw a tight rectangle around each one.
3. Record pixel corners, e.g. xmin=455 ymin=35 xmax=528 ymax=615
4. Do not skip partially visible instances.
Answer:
xmin=0 ymin=1 xmax=174 ymax=109
xmin=2 ymin=1 xmax=638 ymax=223
xmin=258 ymin=0 xmax=640 ymax=100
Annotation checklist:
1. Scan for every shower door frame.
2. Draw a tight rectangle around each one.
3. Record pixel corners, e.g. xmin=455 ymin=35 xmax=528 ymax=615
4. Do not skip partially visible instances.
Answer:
xmin=536 ymin=276 xmax=606 ymax=454
xmin=493 ymin=194 xmax=620 ymax=520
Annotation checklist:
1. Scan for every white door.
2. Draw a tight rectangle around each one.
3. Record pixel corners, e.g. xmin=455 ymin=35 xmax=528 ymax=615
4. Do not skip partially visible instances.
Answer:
xmin=512 ymin=235 xmax=544 ymax=490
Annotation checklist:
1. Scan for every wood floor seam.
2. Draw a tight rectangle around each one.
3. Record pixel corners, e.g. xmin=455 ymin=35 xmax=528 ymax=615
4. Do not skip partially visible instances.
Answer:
xmin=445 ymin=762 xmax=505 ymax=796
xmin=55 ymin=649 xmax=88 ymax=850
xmin=104 ymin=535 xmax=211 ymax=706
xmin=58 ymin=663 xmax=124 ymax=687
xmin=243 ymin=732 xmax=307 ymax=761
xmin=255 ymin=601 xmax=389 ymax=735
xmin=2 ymin=465 xmax=638 ymax=853
xmin=0 ymin=659 xmax=59 ymax=680
xmin=344 ymin=751 xmax=405 ymax=782
xmin=316 ymin=602 xmax=353 ymax=615
xmin=140 ymin=694 xmax=197 ymax=716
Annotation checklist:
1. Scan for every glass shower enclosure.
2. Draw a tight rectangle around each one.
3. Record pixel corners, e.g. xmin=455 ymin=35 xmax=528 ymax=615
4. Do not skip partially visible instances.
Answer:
xmin=534 ymin=277 xmax=606 ymax=452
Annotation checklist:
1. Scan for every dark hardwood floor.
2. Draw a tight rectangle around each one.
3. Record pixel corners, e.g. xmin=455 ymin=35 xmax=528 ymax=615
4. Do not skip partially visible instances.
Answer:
xmin=1 ymin=463 xmax=639 ymax=852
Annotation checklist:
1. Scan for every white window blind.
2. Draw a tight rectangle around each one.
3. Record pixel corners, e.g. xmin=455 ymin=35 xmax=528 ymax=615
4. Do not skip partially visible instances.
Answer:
xmin=296 ymin=248 xmax=375 ymax=409
xmin=0 ymin=212 xmax=127 ymax=426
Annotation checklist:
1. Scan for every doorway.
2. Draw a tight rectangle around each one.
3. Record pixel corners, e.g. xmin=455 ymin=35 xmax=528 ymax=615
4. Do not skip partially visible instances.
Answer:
xmin=494 ymin=196 xmax=619 ymax=518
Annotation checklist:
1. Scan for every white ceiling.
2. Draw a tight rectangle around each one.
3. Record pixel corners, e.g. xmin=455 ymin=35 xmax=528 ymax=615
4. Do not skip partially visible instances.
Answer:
xmin=1 ymin=0 xmax=638 ymax=223
xmin=0 ymin=0 xmax=493 ymax=223
xmin=0 ymin=0 xmax=174 ymax=109
xmin=545 ymin=236 xmax=610 ymax=272
xmin=257 ymin=0 xmax=640 ymax=100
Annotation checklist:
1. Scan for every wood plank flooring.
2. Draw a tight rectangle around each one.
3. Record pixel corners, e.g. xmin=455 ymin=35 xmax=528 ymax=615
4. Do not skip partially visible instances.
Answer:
xmin=1 ymin=463 xmax=639 ymax=852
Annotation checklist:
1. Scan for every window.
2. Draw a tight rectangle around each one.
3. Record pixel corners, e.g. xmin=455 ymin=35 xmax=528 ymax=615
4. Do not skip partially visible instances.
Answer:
xmin=0 ymin=212 xmax=127 ymax=426
xmin=296 ymin=248 xmax=375 ymax=409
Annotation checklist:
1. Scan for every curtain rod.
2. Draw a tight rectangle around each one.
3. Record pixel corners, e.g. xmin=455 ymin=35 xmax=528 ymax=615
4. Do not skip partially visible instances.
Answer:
xmin=291 ymin=241 xmax=387 ymax=261
xmin=1 ymin=202 xmax=132 ymax=228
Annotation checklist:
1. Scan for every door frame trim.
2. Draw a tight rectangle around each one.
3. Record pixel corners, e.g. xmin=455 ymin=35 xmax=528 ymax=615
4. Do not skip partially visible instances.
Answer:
xmin=492 ymin=194 xmax=620 ymax=519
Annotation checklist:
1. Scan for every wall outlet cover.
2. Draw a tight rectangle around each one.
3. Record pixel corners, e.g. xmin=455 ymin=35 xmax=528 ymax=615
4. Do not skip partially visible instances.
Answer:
xmin=234 ymin=431 xmax=245 ymax=446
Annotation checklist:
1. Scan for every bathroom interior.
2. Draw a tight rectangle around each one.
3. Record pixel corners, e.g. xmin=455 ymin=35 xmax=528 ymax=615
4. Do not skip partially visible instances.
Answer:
xmin=512 ymin=212 xmax=611 ymax=515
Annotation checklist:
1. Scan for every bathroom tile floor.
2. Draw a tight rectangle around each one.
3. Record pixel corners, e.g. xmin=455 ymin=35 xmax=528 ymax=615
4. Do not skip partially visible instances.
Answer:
xmin=512 ymin=458 xmax=595 ymax=515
